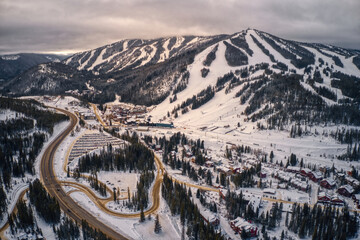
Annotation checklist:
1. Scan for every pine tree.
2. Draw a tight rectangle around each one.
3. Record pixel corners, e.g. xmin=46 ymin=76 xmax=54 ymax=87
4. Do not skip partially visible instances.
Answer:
xmin=140 ymin=207 xmax=145 ymax=222
xmin=113 ymin=187 xmax=116 ymax=202
xmin=312 ymin=225 xmax=318 ymax=240
xmin=270 ymin=150 xmax=274 ymax=162
xmin=181 ymin=224 xmax=185 ymax=240
xmin=281 ymin=230 xmax=285 ymax=240
xmin=154 ymin=214 xmax=162 ymax=233
xmin=241 ymin=227 xmax=249 ymax=239
xmin=196 ymin=189 xmax=200 ymax=198
xmin=128 ymin=187 xmax=130 ymax=201
xmin=299 ymin=220 xmax=306 ymax=238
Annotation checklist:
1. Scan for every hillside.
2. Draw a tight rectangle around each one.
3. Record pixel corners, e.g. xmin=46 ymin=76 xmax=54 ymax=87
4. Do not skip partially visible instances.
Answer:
xmin=0 ymin=53 xmax=68 ymax=84
xmin=3 ymin=29 xmax=360 ymax=123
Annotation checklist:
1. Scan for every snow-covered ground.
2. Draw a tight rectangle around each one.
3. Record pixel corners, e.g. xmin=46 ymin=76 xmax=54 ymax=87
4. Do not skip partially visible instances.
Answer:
xmin=10 ymin=76 xmax=360 ymax=239
xmin=0 ymin=116 xmax=69 ymax=231
xmin=98 ymin=171 xmax=139 ymax=198
xmin=1 ymin=117 xmax=69 ymax=239
xmin=0 ymin=109 xmax=22 ymax=121
xmin=70 ymin=191 xmax=181 ymax=240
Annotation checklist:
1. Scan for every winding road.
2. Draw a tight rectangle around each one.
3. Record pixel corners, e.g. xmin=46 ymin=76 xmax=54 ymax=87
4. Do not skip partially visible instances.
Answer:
xmin=1 ymin=105 xmax=220 ymax=240
xmin=40 ymin=108 xmax=129 ymax=240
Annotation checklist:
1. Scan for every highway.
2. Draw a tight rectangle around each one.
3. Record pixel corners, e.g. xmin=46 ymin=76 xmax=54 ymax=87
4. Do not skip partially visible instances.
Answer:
xmin=0 ymin=103 xmax=226 ymax=239
xmin=39 ymin=108 xmax=129 ymax=240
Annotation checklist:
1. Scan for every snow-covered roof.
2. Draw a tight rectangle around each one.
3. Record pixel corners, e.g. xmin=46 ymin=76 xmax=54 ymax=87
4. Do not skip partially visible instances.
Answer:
xmin=331 ymin=195 xmax=344 ymax=202
xmin=318 ymin=192 xmax=330 ymax=198
xmin=287 ymin=166 xmax=300 ymax=172
xmin=346 ymin=176 xmax=360 ymax=185
xmin=311 ymin=171 xmax=323 ymax=179
xmin=263 ymin=189 xmax=276 ymax=194
xmin=301 ymin=168 xmax=312 ymax=174
xmin=321 ymin=178 xmax=336 ymax=186
xmin=339 ymin=185 xmax=354 ymax=194
xmin=230 ymin=217 xmax=256 ymax=230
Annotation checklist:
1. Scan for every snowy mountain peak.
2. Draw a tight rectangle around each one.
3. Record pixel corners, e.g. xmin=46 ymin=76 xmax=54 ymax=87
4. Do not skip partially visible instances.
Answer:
xmin=4 ymin=30 xmax=360 ymax=124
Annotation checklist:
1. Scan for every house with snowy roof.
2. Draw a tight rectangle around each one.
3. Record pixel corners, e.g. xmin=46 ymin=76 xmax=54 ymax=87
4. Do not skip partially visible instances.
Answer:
xmin=286 ymin=166 xmax=300 ymax=173
xmin=320 ymin=178 xmax=336 ymax=189
xmin=337 ymin=185 xmax=354 ymax=197
xmin=317 ymin=192 xmax=331 ymax=203
xmin=229 ymin=217 xmax=258 ymax=237
xmin=345 ymin=176 xmax=360 ymax=188
xmin=331 ymin=195 xmax=344 ymax=205
xmin=300 ymin=168 xmax=312 ymax=177
xmin=308 ymin=171 xmax=323 ymax=182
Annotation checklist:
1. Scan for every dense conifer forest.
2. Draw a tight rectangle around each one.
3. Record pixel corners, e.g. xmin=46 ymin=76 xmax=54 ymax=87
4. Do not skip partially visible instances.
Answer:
xmin=0 ymin=97 xmax=68 ymax=222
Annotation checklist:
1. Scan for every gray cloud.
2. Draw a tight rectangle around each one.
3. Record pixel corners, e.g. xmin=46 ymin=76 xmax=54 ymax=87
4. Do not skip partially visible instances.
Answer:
xmin=0 ymin=0 xmax=359 ymax=54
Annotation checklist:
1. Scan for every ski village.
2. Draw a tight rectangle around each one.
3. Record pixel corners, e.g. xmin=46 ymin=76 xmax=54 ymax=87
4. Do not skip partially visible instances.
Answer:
xmin=1 ymin=26 xmax=360 ymax=240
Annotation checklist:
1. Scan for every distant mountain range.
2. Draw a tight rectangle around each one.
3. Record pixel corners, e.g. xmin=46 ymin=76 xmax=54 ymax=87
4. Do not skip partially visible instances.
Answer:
xmin=1 ymin=29 xmax=360 ymax=126
xmin=0 ymin=53 xmax=68 ymax=83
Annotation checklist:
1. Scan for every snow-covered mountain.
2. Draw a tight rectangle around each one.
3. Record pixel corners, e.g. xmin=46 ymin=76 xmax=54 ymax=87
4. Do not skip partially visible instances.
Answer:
xmin=64 ymin=36 xmax=224 ymax=74
xmin=150 ymin=29 xmax=360 ymax=127
xmin=64 ymin=29 xmax=360 ymax=76
xmin=0 ymin=53 xmax=68 ymax=83
xmin=3 ymin=29 xmax=360 ymax=128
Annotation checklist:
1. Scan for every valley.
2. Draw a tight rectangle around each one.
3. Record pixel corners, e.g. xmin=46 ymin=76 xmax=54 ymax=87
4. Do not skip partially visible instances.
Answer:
xmin=1 ymin=28 xmax=360 ymax=240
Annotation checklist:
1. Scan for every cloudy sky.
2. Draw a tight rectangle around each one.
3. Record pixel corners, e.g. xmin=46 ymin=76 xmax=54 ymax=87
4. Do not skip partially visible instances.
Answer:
xmin=0 ymin=0 xmax=359 ymax=55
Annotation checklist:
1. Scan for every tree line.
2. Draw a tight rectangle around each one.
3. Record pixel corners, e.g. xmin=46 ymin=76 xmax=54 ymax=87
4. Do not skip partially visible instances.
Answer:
xmin=162 ymin=173 xmax=224 ymax=240
xmin=287 ymin=203 xmax=358 ymax=239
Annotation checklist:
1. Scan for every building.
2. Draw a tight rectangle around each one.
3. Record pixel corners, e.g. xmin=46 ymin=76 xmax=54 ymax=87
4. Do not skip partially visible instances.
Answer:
xmin=337 ymin=185 xmax=354 ymax=197
xmin=263 ymin=189 xmax=276 ymax=195
xmin=317 ymin=192 xmax=331 ymax=203
xmin=202 ymin=213 xmax=220 ymax=227
xmin=345 ymin=176 xmax=360 ymax=188
xmin=290 ymin=178 xmax=308 ymax=192
xmin=229 ymin=217 xmax=258 ymax=237
xmin=286 ymin=166 xmax=300 ymax=173
xmin=276 ymin=172 xmax=291 ymax=182
xmin=260 ymin=171 xmax=267 ymax=178
xmin=155 ymin=122 xmax=174 ymax=128
xmin=331 ymin=195 xmax=344 ymax=205
xmin=300 ymin=168 xmax=312 ymax=177
xmin=308 ymin=171 xmax=323 ymax=182
xmin=320 ymin=179 xmax=336 ymax=189
xmin=83 ymin=113 xmax=96 ymax=120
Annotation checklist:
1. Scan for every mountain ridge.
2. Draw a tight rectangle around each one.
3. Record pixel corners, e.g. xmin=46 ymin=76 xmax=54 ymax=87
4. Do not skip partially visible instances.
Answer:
xmin=0 ymin=53 xmax=69 ymax=83
xmin=2 ymin=29 xmax=360 ymax=125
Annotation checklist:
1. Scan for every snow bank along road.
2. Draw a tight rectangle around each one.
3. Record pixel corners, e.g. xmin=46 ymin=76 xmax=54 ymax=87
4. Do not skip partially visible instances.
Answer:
xmin=40 ymin=108 xmax=128 ymax=240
